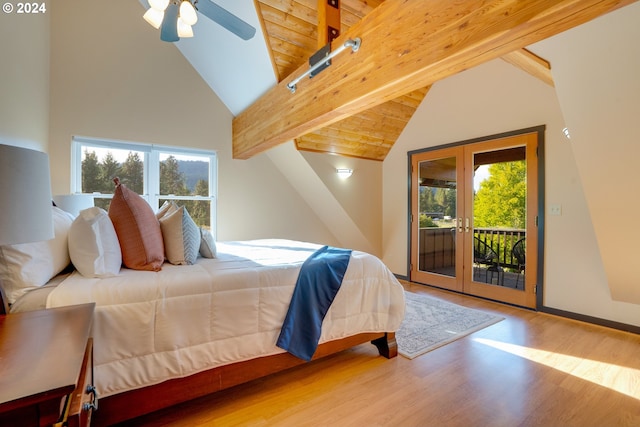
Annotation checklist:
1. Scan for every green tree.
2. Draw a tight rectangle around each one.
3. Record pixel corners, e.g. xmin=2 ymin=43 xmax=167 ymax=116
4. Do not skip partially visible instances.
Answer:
xmin=434 ymin=187 xmax=446 ymax=210
xmin=99 ymin=152 xmax=121 ymax=193
xmin=419 ymin=214 xmax=437 ymax=228
xmin=474 ymin=161 xmax=526 ymax=228
xmin=160 ymin=156 xmax=189 ymax=196
xmin=189 ymin=179 xmax=210 ymax=228
xmin=119 ymin=152 xmax=144 ymax=194
xmin=419 ymin=186 xmax=435 ymax=214
xmin=81 ymin=150 xmax=101 ymax=193
xmin=444 ymin=187 xmax=457 ymax=217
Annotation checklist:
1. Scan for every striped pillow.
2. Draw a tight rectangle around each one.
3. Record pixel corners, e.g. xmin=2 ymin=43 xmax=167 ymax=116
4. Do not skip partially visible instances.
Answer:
xmin=159 ymin=205 xmax=201 ymax=265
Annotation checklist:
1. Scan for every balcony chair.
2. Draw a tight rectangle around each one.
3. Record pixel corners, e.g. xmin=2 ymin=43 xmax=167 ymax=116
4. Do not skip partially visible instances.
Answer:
xmin=512 ymin=237 xmax=526 ymax=289
xmin=473 ymin=236 xmax=503 ymax=285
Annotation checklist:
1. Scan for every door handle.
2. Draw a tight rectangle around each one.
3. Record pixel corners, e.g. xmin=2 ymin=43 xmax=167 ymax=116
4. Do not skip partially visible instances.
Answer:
xmin=465 ymin=217 xmax=470 ymax=233
xmin=458 ymin=218 xmax=463 ymax=233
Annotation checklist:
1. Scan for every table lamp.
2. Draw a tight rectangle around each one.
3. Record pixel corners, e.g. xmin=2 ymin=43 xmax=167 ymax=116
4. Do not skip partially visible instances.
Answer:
xmin=0 ymin=144 xmax=54 ymax=313
xmin=53 ymin=194 xmax=95 ymax=217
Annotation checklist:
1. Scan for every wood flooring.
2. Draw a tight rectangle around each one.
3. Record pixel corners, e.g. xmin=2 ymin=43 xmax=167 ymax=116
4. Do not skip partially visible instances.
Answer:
xmin=116 ymin=282 xmax=640 ymax=427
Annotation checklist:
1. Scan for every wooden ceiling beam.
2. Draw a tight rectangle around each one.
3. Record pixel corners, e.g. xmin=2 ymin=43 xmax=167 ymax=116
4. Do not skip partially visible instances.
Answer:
xmin=317 ymin=0 xmax=341 ymax=48
xmin=233 ymin=0 xmax=636 ymax=159
xmin=501 ymin=48 xmax=555 ymax=87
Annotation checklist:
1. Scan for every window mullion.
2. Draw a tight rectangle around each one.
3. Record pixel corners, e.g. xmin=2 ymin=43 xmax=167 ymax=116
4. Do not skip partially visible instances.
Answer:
xmin=147 ymin=150 xmax=160 ymax=210
xmin=71 ymin=139 xmax=82 ymax=193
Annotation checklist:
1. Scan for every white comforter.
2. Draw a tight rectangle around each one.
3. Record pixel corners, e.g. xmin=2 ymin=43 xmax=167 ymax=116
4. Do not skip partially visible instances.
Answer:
xmin=46 ymin=239 xmax=405 ymax=397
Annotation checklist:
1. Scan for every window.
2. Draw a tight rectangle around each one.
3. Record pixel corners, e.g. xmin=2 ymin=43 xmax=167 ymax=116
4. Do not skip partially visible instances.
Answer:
xmin=72 ymin=137 xmax=217 ymax=234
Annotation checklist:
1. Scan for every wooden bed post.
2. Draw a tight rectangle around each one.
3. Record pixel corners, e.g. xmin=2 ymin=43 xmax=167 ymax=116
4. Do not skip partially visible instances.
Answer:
xmin=372 ymin=332 xmax=397 ymax=359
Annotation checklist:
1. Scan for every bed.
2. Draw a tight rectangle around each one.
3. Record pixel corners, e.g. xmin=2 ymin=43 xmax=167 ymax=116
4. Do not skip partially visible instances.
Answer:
xmin=4 ymin=238 xmax=405 ymax=425
xmin=0 ymin=190 xmax=405 ymax=425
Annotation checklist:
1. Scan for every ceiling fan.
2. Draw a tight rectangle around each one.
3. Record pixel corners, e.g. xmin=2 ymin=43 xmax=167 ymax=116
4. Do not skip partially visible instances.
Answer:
xmin=143 ymin=0 xmax=256 ymax=42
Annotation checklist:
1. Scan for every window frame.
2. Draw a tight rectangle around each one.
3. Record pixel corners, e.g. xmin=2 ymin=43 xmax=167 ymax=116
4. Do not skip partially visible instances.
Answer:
xmin=71 ymin=136 xmax=217 ymax=236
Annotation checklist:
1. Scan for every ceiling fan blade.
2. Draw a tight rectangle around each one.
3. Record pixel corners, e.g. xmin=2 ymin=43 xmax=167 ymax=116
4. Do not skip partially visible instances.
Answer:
xmin=160 ymin=2 xmax=180 ymax=42
xmin=196 ymin=1 xmax=256 ymax=41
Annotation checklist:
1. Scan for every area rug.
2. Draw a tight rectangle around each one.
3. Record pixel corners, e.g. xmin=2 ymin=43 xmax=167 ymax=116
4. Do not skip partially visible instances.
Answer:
xmin=396 ymin=292 xmax=504 ymax=359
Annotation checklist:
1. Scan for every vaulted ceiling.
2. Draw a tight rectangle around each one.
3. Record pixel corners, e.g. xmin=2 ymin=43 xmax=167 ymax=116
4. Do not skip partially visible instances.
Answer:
xmin=244 ymin=0 xmax=560 ymax=161
xmin=230 ymin=0 xmax=631 ymax=161
xmin=255 ymin=0 xmax=430 ymax=160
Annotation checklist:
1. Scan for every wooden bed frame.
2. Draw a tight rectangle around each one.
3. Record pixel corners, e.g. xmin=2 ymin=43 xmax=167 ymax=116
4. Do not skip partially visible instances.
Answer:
xmin=92 ymin=331 xmax=396 ymax=426
xmin=1 ymin=279 xmax=397 ymax=425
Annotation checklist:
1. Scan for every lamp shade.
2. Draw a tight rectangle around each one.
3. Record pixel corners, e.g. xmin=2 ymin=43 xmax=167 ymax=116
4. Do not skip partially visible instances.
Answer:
xmin=144 ymin=7 xmax=165 ymax=29
xmin=53 ymin=194 xmax=95 ymax=217
xmin=179 ymin=1 xmax=198 ymax=25
xmin=177 ymin=18 xmax=194 ymax=37
xmin=148 ymin=0 xmax=169 ymax=11
xmin=0 ymin=144 xmax=54 ymax=245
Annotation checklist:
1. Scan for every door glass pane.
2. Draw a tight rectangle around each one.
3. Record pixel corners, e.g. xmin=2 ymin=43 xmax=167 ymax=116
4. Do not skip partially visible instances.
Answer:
xmin=417 ymin=157 xmax=457 ymax=277
xmin=472 ymin=147 xmax=526 ymax=289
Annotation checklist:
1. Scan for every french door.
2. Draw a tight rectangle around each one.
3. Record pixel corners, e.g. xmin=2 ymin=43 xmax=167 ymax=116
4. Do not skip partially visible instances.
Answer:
xmin=409 ymin=130 xmax=539 ymax=309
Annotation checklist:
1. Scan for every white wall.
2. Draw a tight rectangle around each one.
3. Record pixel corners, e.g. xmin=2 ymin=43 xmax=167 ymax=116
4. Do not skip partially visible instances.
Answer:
xmin=46 ymin=0 xmax=337 ymax=245
xmin=382 ymin=56 xmax=640 ymax=327
xmin=0 ymin=5 xmax=49 ymax=151
xmin=532 ymin=2 xmax=640 ymax=307
xmin=302 ymin=151 xmax=382 ymax=254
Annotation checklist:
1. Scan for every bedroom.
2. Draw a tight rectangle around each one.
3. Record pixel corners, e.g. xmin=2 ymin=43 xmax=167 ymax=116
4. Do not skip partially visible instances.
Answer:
xmin=1 ymin=0 xmax=639 ymax=425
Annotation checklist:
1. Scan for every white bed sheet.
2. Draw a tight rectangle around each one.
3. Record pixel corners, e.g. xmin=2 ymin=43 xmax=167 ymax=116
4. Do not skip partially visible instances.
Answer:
xmin=46 ymin=239 xmax=405 ymax=398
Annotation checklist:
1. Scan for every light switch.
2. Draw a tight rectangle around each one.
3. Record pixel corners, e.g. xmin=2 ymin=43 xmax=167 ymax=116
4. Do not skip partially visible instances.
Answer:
xmin=549 ymin=204 xmax=562 ymax=215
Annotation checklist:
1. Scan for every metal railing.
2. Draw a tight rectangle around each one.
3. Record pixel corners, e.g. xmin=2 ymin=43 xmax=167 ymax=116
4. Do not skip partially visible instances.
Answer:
xmin=418 ymin=227 xmax=525 ymax=271
xmin=474 ymin=228 xmax=525 ymax=270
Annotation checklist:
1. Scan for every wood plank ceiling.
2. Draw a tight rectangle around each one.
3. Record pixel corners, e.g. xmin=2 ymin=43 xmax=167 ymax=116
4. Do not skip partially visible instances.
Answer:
xmin=251 ymin=0 xmax=561 ymax=161
xmin=255 ymin=0 xmax=429 ymax=161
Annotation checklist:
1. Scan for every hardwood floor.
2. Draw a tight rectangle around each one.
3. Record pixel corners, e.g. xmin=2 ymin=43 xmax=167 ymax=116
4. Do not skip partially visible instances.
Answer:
xmin=117 ymin=282 xmax=640 ymax=427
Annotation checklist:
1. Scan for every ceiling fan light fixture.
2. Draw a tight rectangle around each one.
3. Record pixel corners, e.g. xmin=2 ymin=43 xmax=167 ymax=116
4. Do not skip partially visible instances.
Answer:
xmin=148 ymin=0 xmax=170 ymax=11
xmin=179 ymin=0 xmax=198 ymax=26
xmin=143 ymin=7 xmax=165 ymax=29
xmin=177 ymin=18 xmax=194 ymax=37
xmin=144 ymin=0 xmax=256 ymax=43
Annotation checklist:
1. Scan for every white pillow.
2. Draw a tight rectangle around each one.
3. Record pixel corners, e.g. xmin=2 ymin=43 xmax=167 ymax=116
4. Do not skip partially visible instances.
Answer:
xmin=69 ymin=207 xmax=121 ymax=278
xmin=159 ymin=205 xmax=200 ymax=265
xmin=199 ymin=228 xmax=217 ymax=259
xmin=0 ymin=206 xmax=73 ymax=304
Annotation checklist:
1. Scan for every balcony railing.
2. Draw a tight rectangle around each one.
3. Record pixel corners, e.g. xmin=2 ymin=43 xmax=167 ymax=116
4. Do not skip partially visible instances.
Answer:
xmin=474 ymin=227 xmax=526 ymax=270
xmin=419 ymin=227 xmax=525 ymax=271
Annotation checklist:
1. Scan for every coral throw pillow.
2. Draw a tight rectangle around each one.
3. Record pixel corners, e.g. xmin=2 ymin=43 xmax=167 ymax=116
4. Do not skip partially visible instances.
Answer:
xmin=108 ymin=178 xmax=164 ymax=271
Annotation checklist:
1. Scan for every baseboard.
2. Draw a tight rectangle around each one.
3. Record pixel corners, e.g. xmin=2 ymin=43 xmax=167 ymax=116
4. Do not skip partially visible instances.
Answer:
xmin=541 ymin=305 xmax=640 ymax=335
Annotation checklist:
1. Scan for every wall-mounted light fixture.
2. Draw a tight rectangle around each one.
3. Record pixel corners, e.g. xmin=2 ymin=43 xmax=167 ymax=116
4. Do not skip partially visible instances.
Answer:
xmin=336 ymin=168 xmax=353 ymax=179
xmin=562 ymin=127 xmax=571 ymax=139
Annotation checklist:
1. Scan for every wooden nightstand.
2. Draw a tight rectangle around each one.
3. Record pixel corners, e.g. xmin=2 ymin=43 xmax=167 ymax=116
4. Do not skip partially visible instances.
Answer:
xmin=0 ymin=303 xmax=96 ymax=427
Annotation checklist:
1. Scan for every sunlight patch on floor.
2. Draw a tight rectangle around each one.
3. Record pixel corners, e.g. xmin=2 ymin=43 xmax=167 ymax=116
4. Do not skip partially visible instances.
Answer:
xmin=474 ymin=338 xmax=640 ymax=400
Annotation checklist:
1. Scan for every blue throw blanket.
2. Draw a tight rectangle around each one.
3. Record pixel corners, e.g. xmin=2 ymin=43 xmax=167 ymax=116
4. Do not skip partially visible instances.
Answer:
xmin=276 ymin=245 xmax=352 ymax=361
